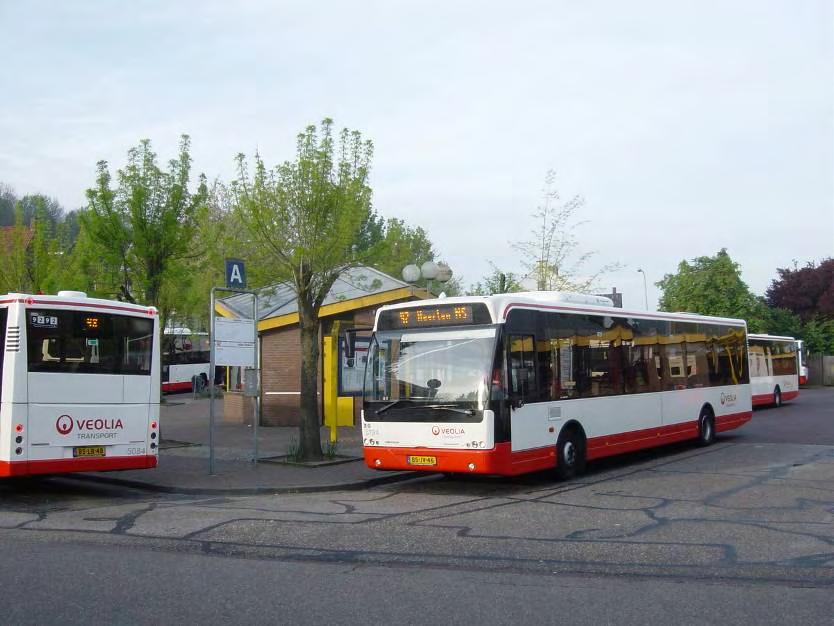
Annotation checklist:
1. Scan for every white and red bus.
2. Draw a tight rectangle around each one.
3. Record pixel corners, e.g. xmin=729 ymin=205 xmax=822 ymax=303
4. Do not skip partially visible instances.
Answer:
xmin=362 ymin=292 xmax=752 ymax=478
xmin=748 ymin=334 xmax=799 ymax=407
xmin=162 ymin=328 xmax=210 ymax=393
xmin=0 ymin=290 xmax=160 ymax=477
xmin=796 ymin=339 xmax=809 ymax=386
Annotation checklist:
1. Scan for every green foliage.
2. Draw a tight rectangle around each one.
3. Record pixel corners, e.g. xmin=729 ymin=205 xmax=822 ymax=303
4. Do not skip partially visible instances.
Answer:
xmin=657 ymin=249 xmax=767 ymax=324
xmin=800 ymin=318 xmax=834 ymax=355
xmin=233 ymin=119 xmax=375 ymax=307
xmin=373 ymin=218 xmax=435 ymax=279
xmin=658 ymin=249 xmax=834 ymax=353
xmin=513 ymin=170 xmax=620 ymax=292
xmin=0 ymin=183 xmax=16 ymax=227
xmin=469 ymin=263 xmax=524 ymax=295
xmin=233 ymin=119 xmax=375 ymax=462
xmin=81 ymin=136 xmax=208 ymax=328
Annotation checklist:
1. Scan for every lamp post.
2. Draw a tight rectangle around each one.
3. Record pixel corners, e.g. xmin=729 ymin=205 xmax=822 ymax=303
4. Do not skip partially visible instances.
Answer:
xmin=637 ymin=268 xmax=648 ymax=310
xmin=402 ymin=262 xmax=452 ymax=296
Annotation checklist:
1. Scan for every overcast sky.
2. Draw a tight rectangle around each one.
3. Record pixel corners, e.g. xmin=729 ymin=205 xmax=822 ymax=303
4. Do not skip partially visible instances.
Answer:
xmin=1 ymin=0 xmax=831 ymax=309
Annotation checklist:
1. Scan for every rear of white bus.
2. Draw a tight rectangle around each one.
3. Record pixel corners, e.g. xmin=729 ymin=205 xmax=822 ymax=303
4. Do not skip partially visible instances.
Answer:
xmin=0 ymin=293 xmax=160 ymax=477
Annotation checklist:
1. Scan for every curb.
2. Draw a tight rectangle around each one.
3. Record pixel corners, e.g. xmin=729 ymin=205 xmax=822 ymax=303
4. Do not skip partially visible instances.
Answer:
xmin=63 ymin=468 xmax=425 ymax=496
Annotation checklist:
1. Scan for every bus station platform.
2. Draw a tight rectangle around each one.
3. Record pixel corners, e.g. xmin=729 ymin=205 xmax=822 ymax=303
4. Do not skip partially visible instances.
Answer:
xmin=72 ymin=396 xmax=419 ymax=495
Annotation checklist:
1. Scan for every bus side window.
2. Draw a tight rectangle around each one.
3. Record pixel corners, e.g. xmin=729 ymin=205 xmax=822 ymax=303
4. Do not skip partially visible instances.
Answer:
xmin=509 ymin=335 xmax=537 ymax=404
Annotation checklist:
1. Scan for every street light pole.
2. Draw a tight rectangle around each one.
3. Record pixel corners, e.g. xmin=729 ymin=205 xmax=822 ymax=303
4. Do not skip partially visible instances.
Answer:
xmin=402 ymin=262 xmax=452 ymax=297
xmin=637 ymin=269 xmax=648 ymax=310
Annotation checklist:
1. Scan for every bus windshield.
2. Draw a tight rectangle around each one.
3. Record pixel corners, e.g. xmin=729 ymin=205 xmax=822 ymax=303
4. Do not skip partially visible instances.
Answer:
xmin=363 ymin=327 xmax=497 ymax=422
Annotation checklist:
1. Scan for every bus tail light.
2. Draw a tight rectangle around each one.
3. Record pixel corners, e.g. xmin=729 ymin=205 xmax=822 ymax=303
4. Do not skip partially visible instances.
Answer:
xmin=15 ymin=424 xmax=23 ymax=433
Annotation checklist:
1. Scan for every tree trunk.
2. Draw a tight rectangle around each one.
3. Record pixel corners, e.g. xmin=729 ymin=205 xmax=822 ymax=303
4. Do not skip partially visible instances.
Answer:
xmin=298 ymin=299 xmax=323 ymax=461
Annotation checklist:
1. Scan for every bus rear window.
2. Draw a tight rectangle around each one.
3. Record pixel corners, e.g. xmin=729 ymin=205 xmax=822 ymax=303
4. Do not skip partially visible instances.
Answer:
xmin=27 ymin=309 xmax=153 ymax=375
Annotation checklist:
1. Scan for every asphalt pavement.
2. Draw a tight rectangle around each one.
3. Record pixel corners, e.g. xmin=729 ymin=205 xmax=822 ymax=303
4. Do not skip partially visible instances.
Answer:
xmin=72 ymin=387 xmax=834 ymax=495
xmin=73 ymin=394 xmax=416 ymax=494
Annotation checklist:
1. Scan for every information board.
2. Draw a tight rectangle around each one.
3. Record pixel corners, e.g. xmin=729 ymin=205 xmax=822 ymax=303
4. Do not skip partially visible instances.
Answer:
xmin=214 ymin=318 xmax=256 ymax=366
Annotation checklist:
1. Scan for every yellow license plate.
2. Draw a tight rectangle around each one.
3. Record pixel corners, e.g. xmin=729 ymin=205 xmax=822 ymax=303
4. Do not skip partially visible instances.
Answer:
xmin=73 ymin=446 xmax=105 ymax=458
xmin=407 ymin=455 xmax=437 ymax=466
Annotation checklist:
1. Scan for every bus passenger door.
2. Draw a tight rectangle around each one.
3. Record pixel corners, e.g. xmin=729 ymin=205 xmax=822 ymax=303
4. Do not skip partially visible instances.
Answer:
xmin=508 ymin=335 xmax=555 ymax=452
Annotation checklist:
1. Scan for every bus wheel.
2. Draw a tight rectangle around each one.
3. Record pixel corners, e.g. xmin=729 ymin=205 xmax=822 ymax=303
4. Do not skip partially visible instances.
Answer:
xmin=773 ymin=387 xmax=782 ymax=408
xmin=555 ymin=427 xmax=585 ymax=480
xmin=698 ymin=408 xmax=715 ymax=446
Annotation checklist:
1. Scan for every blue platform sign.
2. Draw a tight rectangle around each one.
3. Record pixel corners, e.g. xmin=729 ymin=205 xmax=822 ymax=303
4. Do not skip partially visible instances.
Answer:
xmin=225 ymin=259 xmax=246 ymax=289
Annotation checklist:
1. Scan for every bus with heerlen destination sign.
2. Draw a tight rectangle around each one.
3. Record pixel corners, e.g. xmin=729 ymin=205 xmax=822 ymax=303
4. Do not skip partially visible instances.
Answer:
xmin=362 ymin=292 xmax=752 ymax=478
xmin=0 ymin=290 xmax=160 ymax=477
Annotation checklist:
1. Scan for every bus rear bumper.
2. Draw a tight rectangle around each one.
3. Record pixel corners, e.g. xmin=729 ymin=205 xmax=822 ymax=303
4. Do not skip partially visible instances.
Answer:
xmin=0 ymin=455 xmax=158 ymax=477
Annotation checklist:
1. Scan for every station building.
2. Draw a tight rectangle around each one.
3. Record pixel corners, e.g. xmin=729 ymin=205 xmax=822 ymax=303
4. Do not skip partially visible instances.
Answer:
xmin=216 ymin=267 xmax=425 ymax=427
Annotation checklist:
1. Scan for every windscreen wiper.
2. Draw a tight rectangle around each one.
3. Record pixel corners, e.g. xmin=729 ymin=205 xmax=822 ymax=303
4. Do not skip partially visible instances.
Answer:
xmin=374 ymin=400 xmax=406 ymax=415
xmin=427 ymin=405 xmax=476 ymax=416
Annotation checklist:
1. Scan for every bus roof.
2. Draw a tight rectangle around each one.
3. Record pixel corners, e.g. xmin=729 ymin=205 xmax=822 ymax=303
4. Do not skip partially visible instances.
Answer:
xmin=375 ymin=291 xmax=748 ymax=328
xmin=0 ymin=292 xmax=156 ymax=316
xmin=748 ymin=333 xmax=797 ymax=342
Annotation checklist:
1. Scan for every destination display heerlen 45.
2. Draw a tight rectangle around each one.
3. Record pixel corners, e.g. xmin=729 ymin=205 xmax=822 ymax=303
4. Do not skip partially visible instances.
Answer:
xmin=377 ymin=303 xmax=491 ymax=330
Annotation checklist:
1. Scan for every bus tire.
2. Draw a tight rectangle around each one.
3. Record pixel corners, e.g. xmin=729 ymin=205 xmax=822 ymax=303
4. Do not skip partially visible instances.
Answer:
xmin=698 ymin=407 xmax=715 ymax=446
xmin=773 ymin=387 xmax=782 ymax=408
xmin=555 ymin=426 xmax=585 ymax=480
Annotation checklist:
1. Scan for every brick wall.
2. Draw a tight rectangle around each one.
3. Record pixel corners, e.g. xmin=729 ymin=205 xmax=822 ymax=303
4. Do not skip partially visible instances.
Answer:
xmin=257 ymin=295 xmax=422 ymax=426
xmin=261 ymin=327 xmax=302 ymax=426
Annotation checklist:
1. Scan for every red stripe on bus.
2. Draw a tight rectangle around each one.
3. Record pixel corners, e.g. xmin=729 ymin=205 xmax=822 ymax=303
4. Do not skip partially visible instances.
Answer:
xmin=752 ymin=391 xmax=798 ymax=406
xmin=365 ymin=410 xmax=752 ymax=476
xmin=162 ymin=381 xmax=194 ymax=392
xmin=751 ymin=394 xmax=771 ymax=406
xmin=0 ymin=455 xmax=157 ymax=477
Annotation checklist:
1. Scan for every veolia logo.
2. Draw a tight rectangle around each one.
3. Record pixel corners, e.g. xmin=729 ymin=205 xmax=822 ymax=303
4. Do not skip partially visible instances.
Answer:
xmin=56 ymin=414 xmax=73 ymax=435
xmin=720 ymin=392 xmax=737 ymax=406
xmin=432 ymin=426 xmax=466 ymax=436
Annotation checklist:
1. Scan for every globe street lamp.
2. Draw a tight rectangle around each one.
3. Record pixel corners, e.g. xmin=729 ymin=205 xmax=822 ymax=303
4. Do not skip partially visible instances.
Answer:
xmin=402 ymin=262 xmax=452 ymax=295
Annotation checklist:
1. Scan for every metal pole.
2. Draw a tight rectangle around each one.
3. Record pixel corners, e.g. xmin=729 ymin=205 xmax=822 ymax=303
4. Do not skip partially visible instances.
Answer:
xmin=637 ymin=269 xmax=648 ymax=310
xmin=253 ymin=292 xmax=259 ymax=465
xmin=209 ymin=286 xmax=217 ymax=475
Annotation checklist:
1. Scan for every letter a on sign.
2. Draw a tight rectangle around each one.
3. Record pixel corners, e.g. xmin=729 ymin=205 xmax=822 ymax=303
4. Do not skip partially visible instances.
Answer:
xmin=225 ymin=259 xmax=246 ymax=289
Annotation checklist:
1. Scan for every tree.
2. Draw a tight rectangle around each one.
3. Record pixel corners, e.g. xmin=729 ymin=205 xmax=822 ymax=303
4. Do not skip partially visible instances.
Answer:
xmin=800 ymin=317 xmax=834 ymax=355
xmin=0 ymin=200 xmax=65 ymax=295
xmin=0 ymin=183 xmax=19 ymax=227
xmin=81 ymin=136 xmax=208 ymax=329
xmin=374 ymin=218 xmax=435 ymax=278
xmin=469 ymin=263 xmax=524 ymax=295
xmin=0 ymin=208 xmax=31 ymax=293
xmin=512 ymin=170 xmax=619 ymax=292
xmin=657 ymin=249 xmax=768 ymax=329
xmin=766 ymin=259 xmax=834 ymax=322
xmin=764 ymin=259 xmax=834 ymax=354
xmin=233 ymin=119 xmax=375 ymax=462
